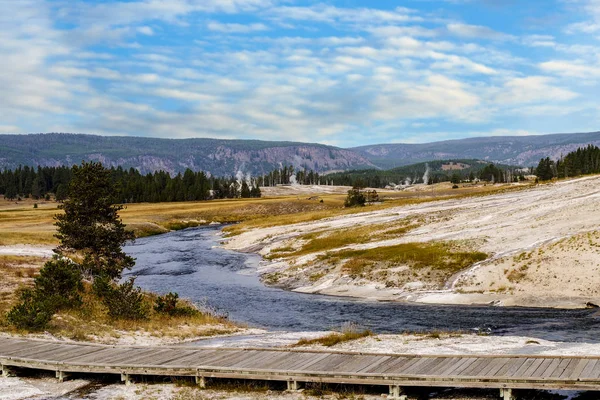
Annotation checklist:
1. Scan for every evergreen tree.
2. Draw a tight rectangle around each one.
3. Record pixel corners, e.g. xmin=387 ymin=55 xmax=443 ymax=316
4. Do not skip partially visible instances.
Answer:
xmin=55 ymin=184 xmax=67 ymax=201
xmin=535 ymin=157 xmax=555 ymax=181
xmin=5 ymin=184 xmax=17 ymax=200
xmin=344 ymin=187 xmax=366 ymax=207
xmin=54 ymin=161 xmax=135 ymax=280
xmin=240 ymin=181 xmax=251 ymax=198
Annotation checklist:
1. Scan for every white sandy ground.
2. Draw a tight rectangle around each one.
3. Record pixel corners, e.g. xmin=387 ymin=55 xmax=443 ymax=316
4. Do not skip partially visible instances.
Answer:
xmin=223 ymin=176 xmax=600 ymax=308
xmin=0 ymin=245 xmax=53 ymax=258
xmin=0 ymin=333 xmax=597 ymax=399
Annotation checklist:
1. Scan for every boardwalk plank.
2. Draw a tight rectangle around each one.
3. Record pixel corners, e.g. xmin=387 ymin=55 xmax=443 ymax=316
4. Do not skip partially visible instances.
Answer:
xmin=2 ymin=343 xmax=59 ymax=358
xmin=378 ymin=357 xmax=418 ymax=374
xmin=540 ymin=358 xmax=562 ymax=379
xmin=355 ymin=355 xmax=392 ymax=374
xmin=523 ymin=358 xmax=545 ymax=377
xmin=227 ymin=351 xmax=282 ymax=369
xmin=384 ymin=357 xmax=424 ymax=375
xmin=293 ymin=352 xmax=334 ymax=372
xmin=422 ymin=357 xmax=458 ymax=376
xmin=511 ymin=358 xmax=536 ymax=377
xmin=4 ymin=338 xmax=600 ymax=392
xmin=568 ymin=359 xmax=590 ymax=380
xmin=550 ymin=359 xmax=573 ymax=379
xmin=461 ymin=358 xmax=489 ymax=377
xmin=162 ymin=351 xmax=224 ymax=367
xmin=401 ymin=357 xmax=437 ymax=375
xmin=530 ymin=358 xmax=553 ymax=378
xmin=559 ymin=359 xmax=581 ymax=379
xmin=588 ymin=359 xmax=600 ymax=379
xmin=580 ymin=359 xmax=598 ymax=379
xmin=211 ymin=351 xmax=266 ymax=368
xmin=441 ymin=357 xmax=474 ymax=377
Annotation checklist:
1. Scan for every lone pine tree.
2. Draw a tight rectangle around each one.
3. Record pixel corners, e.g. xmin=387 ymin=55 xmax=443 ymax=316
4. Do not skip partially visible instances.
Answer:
xmin=54 ymin=161 xmax=135 ymax=280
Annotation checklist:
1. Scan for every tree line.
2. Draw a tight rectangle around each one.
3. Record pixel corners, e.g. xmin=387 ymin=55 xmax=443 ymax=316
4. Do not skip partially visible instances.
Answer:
xmin=256 ymin=165 xmax=325 ymax=186
xmin=535 ymin=145 xmax=600 ymax=181
xmin=324 ymin=163 xmax=526 ymax=189
xmin=0 ymin=165 xmax=261 ymax=202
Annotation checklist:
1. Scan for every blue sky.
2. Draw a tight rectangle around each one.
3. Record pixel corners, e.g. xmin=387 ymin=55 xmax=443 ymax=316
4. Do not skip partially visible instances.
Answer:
xmin=2 ymin=0 xmax=600 ymax=147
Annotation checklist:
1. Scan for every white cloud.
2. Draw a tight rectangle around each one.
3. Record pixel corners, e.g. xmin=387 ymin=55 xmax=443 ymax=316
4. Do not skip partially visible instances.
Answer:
xmin=447 ymin=23 xmax=514 ymax=41
xmin=137 ymin=26 xmax=154 ymax=36
xmin=372 ymin=74 xmax=481 ymax=121
xmin=0 ymin=125 xmax=22 ymax=133
xmin=153 ymin=88 xmax=216 ymax=102
xmin=0 ymin=0 xmax=596 ymax=145
xmin=540 ymin=60 xmax=600 ymax=78
xmin=207 ymin=21 xmax=269 ymax=33
xmin=368 ymin=25 xmax=439 ymax=38
xmin=522 ymin=34 xmax=556 ymax=48
xmin=494 ymin=76 xmax=578 ymax=104
xmin=266 ymin=4 xmax=420 ymax=25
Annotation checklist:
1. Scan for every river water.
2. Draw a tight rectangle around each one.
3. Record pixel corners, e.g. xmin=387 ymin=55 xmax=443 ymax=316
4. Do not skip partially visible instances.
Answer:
xmin=123 ymin=226 xmax=600 ymax=342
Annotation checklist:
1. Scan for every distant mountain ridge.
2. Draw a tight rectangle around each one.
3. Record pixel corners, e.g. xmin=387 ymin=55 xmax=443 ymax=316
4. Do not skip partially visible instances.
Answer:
xmin=351 ymin=131 xmax=600 ymax=169
xmin=1 ymin=131 xmax=600 ymax=175
xmin=0 ymin=133 xmax=375 ymax=176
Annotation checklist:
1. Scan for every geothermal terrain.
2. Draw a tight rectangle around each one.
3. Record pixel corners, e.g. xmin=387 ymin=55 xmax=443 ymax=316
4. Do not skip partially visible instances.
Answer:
xmin=225 ymin=176 xmax=600 ymax=308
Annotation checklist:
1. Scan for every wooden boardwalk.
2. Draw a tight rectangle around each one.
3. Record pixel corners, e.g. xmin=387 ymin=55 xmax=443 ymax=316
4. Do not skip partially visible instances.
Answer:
xmin=2 ymin=337 xmax=600 ymax=399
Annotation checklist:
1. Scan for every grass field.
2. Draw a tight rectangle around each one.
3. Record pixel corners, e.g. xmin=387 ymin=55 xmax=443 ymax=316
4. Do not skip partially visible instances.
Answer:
xmin=0 ymin=182 xmax=533 ymax=246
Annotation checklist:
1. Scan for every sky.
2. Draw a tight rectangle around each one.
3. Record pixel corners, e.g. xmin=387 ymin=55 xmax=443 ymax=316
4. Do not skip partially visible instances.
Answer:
xmin=2 ymin=0 xmax=600 ymax=147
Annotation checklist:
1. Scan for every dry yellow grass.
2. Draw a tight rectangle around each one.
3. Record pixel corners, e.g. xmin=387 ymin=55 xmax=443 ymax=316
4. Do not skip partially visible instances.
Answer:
xmin=268 ymin=219 xmax=418 ymax=259
xmin=0 ymin=255 xmax=45 ymax=315
xmin=0 ymin=182 xmax=532 ymax=246
xmin=0 ymin=195 xmax=340 ymax=245
xmin=0 ymin=273 xmax=240 ymax=343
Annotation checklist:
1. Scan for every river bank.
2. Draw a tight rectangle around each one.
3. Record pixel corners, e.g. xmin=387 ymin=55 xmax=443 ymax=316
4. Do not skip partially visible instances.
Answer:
xmin=224 ymin=177 xmax=600 ymax=309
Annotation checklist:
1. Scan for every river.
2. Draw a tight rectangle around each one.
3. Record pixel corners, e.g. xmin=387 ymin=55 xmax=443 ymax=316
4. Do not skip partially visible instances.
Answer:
xmin=123 ymin=226 xmax=600 ymax=342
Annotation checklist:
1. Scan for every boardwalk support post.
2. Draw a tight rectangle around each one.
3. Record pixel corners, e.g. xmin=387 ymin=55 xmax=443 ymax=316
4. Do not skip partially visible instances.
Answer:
xmin=1 ymin=365 xmax=15 ymax=378
xmin=56 ymin=371 xmax=70 ymax=383
xmin=388 ymin=385 xmax=407 ymax=400
xmin=195 ymin=375 xmax=206 ymax=388
xmin=286 ymin=380 xmax=303 ymax=391
xmin=500 ymin=388 xmax=514 ymax=400
xmin=121 ymin=373 xmax=133 ymax=386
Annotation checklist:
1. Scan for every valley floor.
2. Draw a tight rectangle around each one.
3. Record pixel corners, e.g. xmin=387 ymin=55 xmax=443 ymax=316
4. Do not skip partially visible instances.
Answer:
xmin=225 ymin=176 xmax=600 ymax=309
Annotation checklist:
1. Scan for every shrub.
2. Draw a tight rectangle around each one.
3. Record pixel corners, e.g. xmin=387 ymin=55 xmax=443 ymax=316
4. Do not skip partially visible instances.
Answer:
xmin=6 ymin=257 xmax=83 ymax=331
xmin=155 ymin=292 xmax=179 ymax=315
xmin=92 ymin=273 xmax=113 ymax=299
xmin=6 ymin=289 xmax=54 ymax=331
xmin=35 ymin=257 xmax=83 ymax=310
xmin=155 ymin=292 xmax=198 ymax=317
xmin=103 ymin=278 xmax=149 ymax=320
xmin=344 ymin=188 xmax=365 ymax=207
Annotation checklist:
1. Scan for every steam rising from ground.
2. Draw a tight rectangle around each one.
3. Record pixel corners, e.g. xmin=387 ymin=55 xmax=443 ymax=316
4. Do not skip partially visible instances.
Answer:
xmin=423 ymin=163 xmax=431 ymax=185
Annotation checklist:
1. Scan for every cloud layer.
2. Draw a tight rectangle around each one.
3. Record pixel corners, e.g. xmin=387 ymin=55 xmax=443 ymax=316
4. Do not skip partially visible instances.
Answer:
xmin=2 ymin=0 xmax=600 ymax=145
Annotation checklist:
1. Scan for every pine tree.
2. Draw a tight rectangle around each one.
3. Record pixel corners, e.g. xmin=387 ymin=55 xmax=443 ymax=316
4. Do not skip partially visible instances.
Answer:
xmin=240 ymin=181 xmax=251 ymax=198
xmin=54 ymin=161 xmax=135 ymax=280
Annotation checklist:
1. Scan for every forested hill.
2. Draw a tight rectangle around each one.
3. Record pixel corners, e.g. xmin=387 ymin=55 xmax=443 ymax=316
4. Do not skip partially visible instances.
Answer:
xmin=0 ymin=133 xmax=375 ymax=176
xmin=3 ymin=131 xmax=600 ymax=175
xmin=351 ymin=131 xmax=600 ymax=169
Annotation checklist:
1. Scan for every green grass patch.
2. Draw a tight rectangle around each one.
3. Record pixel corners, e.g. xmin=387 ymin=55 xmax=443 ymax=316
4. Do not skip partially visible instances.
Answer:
xmin=294 ymin=329 xmax=373 ymax=347
xmin=279 ymin=220 xmax=419 ymax=258
xmin=323 ymin=242 xmax=488 ymax=276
